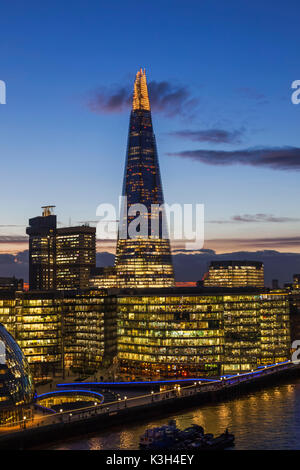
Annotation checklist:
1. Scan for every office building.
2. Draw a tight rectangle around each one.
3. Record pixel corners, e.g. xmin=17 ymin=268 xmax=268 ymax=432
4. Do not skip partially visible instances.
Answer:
xmin=0 ymin=290 xmax=116 ymax=379
xmin=56 ymin=226 xmax=96 ymax=290
xmin=117 ymin=288 xmax=290 ymax=377
xmin=15 ymin=291 xmax=61 ymax=380
xmin=204 ymin=260 xmax=264 ymax=288
xmin=0 ymin=277 xmax=23 ymax=291
xmin=27 ymin=207 xmax=96 ymax=291
xmin=61 ymin=289 xmax=117 ymax=373
xmin=26 ymin=206 xmax=56 ymax=290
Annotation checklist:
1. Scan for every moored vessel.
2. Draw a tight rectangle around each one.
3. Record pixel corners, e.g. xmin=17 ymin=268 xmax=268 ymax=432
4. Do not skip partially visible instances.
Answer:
xmin=139 ymin=420 xmax=235 ymax=450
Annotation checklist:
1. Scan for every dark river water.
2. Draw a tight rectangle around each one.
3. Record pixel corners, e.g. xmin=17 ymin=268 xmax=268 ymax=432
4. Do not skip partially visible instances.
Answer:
xmin=48 ymin=377 xmax=300 ymax=450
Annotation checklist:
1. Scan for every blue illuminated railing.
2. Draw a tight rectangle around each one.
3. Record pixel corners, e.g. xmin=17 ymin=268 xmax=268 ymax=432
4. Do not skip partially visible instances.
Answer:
xmin=37 ymin=389 xmax=104 ymax=401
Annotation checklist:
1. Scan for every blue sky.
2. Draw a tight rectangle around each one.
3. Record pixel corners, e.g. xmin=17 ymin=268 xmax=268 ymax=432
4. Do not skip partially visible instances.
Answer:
xmin=1 ymin=0 xmax=300 ymax=255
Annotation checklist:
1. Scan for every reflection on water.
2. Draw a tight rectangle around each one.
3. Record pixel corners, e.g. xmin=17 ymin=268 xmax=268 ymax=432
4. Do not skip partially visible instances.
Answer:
xmin=50 ymin=378 xmax=300 ymax=450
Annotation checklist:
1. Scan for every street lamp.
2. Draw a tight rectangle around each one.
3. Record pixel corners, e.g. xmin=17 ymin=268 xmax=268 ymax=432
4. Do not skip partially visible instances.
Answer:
xmin=124 ymin=396 xmax=127 ymax=408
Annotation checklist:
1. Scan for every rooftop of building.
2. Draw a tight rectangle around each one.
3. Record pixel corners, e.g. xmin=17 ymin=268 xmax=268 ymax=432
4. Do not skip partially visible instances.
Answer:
xmin=209 ymin=260 xmax=263 ymax=269
xmin=0 ymin=285 xmax=290 ymax=300
xmin=56 ymin=225 xmax=96 ymax=234
xmin=114 ymin=286 xmax=285 ymax=297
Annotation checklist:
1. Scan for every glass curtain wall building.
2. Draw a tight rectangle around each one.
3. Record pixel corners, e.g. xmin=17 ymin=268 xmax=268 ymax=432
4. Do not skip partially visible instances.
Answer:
xmin=117 ymin=288 xmax=290 ymax=378
xmin=204 ymin=261 xmax=264 ymax=289
xmin=0 ymin=323 xmax=34 ymax=425
xmin=115 ymin=69 xmax=174 ymax=288
xmin=56 ymin=226 xmax=96 ymax=290
xmin=15 ymin=292 xmax=61 ymax=380
xmin=0 ymin=290 xmax=117 ymax=379
xmin=61 ymin=290 xmax=117 ymax=374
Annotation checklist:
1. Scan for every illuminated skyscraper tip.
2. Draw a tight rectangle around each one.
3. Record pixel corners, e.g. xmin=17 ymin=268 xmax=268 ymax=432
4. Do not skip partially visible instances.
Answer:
xmin=132 ymin=68 xmax=150 ymax=111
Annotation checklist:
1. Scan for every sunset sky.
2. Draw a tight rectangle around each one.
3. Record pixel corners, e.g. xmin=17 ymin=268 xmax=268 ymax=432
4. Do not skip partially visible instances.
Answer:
xmin=1 ymin=0 xmax=300 ymax=258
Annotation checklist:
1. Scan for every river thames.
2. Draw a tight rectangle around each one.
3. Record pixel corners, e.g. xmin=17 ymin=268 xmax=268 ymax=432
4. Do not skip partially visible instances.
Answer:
xmin=49 ymin=376 xmax=300 ymax=450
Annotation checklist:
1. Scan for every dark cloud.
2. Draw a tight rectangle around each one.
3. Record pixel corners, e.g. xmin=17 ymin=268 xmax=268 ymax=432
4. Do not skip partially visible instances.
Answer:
xmin=172 ymin=248 xmax=216 ymax=255
xmin=88 ymin=87 xmax=130 ymax=113
xmin=209 ymin=214 xmax=300 ymax=224
xmin=241 ymin=237 xmax=300 ymax=248
xmin=207 ymin=236 xmax=300 ymax=249
xmin=168 ymin=146 xmax=300 ymax=171
xmin=87 ymin=80 xmax=198 ymax=117
xmin=0 ymin=236 xmax=28 ymax=243
xmin=169 ymin=128 xmax=244 ymax=144
xmin=147 ymin=81 xmax=198 ymax=117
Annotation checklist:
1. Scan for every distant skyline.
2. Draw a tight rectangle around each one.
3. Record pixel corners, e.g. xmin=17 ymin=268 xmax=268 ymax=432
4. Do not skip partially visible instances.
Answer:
xmin=1 ymin=1 xmax=300 ymax=260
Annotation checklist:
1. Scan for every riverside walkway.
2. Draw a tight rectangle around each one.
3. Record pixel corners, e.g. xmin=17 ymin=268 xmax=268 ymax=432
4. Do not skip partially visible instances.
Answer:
xmin=0 ymin=359 xmax=297 ymax=441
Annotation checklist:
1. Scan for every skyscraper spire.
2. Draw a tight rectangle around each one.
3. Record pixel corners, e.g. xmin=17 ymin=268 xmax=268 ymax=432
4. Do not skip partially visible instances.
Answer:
xmin=115 ymin=69 xmax=174 ymax=288
xmin=132 ymin=68 xmax=150 ymax=111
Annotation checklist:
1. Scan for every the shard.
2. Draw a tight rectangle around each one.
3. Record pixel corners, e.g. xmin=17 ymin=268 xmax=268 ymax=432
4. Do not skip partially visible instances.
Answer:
xmin=115 ymin=69 xmax=174 ymax=287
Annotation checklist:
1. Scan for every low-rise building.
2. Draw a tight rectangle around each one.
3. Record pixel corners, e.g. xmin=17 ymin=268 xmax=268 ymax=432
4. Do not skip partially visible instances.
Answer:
xmin=117 ymin=288 xmax=290 ymax=377
xmin=203 ymin=260 xmax=264 ymax=289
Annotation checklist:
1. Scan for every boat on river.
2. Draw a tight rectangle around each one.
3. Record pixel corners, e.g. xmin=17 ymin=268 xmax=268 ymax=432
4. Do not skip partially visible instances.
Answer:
xmin=139 ymin=420 xmax=235 ymax=450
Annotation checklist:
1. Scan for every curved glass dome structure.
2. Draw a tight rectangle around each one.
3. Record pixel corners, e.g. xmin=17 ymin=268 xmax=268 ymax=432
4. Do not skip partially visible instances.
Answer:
xmin=0 ymin=323 xmax=34 ymax=424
